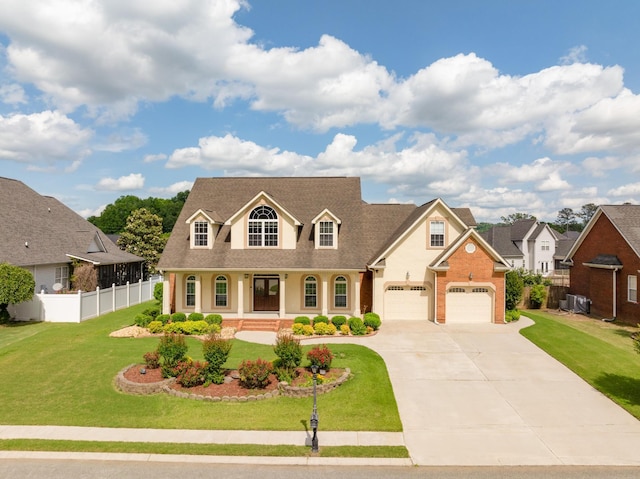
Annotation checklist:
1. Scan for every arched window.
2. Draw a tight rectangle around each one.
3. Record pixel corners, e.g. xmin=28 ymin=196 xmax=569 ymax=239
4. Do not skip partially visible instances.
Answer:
xmin=304 ymin=276 xmax=317 ymax=308
xmin=215 ymin=275 xmax=228 ymax=307
xmin=248 ymin=206 xmax=278 ymax=247
xmin=334 ymin=275 xmax=347 ymax=308
xmin=186 ymin=275 xmax=196 ymax=307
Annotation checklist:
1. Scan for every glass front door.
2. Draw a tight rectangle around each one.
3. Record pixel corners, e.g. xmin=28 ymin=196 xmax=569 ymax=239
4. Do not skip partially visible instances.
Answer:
xmin=253 ymin=277 xmax=279 ymax=311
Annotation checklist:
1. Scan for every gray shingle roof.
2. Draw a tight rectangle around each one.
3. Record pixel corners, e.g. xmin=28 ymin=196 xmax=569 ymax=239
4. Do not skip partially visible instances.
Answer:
xmin=0 ymin=177 xmax=143 ymax=267
xmin=158 ymin=177 xmax=476 ymax=272
xmin=480 ymin=225 xmax=524 ymax=258
xmin=510 ymin=219 xmax=536 ymax=241
xmin=600 ymin=205 xmax=640 ymax=256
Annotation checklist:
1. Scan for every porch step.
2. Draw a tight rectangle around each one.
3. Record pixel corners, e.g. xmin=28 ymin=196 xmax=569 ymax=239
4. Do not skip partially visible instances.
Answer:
xmin=238 ymin=319 xmax=281 ymax=332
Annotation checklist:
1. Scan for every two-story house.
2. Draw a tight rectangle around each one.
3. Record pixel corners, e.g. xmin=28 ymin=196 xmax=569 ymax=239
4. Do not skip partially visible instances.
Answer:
xmin=481 ymin=219 xmax=560 ymax=275
xmin=157 ymin=177 xmax=510 ymax=324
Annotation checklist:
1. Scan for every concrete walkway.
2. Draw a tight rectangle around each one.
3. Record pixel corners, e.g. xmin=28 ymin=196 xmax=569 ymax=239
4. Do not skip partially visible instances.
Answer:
xmin=3 ymin=317 xmax=640 ymax=466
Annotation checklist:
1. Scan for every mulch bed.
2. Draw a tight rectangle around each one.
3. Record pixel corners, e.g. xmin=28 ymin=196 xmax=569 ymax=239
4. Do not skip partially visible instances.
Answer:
xmin=123 ymin=364 xmax=344 ymax=398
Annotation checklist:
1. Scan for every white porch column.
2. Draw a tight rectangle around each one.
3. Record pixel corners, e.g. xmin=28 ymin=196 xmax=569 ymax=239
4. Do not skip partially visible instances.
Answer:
xmin=279 ymin=274 xmax=286 ymax=318
xmin=354 ymin=273 xmax=361 ymax=317
xmin=321 ymin=274 xmax=329 ymax=316
xmin=162 ymin=278 xmax=170 ymax=314
xmin=195 ymin=275 xmax=202 ymax=313
xmin=237 ymin=274 xmax=244 ymax=318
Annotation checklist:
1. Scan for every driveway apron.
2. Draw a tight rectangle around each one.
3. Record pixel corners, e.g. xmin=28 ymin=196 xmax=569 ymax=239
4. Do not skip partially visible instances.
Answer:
xmin=327 ymin=317 xmax=640 ymax=466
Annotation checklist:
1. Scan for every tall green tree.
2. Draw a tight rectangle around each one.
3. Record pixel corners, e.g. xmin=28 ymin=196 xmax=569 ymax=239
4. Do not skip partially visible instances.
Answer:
xmin=0 ymin=263 xmax=36 ymax=322
xmin=117 ymin=208 xmax=167 ymax=274
xmin=500 ymin=213 xmax=536 ymax=225
xmin=505 ymin=270 xmax=524 ymax=311
xmin=577 ymin=203 xmax=598 ymax=227
xmin=555 ymin=207 xmax=578 ymax=233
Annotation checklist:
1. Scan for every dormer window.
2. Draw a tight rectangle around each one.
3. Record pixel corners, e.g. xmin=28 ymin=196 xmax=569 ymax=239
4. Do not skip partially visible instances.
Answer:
xmin=248 ymin=206 xmax=278 ymax=247
xmin=312 ymin=209 xmax=340 ymax=249
xmin=194 ymin=221 xmax=208 ymax=246
xmin=319 ymin=221 xmax=334 ymax=247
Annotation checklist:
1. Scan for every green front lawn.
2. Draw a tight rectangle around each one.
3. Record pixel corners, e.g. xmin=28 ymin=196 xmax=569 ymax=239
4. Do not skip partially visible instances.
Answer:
xmin=0 ymin=302 xmax=401 ymax=432
xmin=521 ymin=310 xmax=640 ymax=419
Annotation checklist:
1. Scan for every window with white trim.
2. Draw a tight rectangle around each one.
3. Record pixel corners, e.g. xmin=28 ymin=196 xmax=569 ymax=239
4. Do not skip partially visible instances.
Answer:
xmin=334 ymin=275 xmax=347 ymax=308
xmin=628 ymin=275 xmax=637 ymax=303
xmin=55 ymin=266 xmax=69 ymax=289
xmin=541 ymin=240 xmax=550 ymax=251
xmin=186 ymin=275 xmax=196 ymax=307
xmin=304 ymin=276 xmax=317 ymax=308
xmin=430 ymin=220 xmax=445 ymax=247
xmin=319 ymin=221 xmax=334 ymax=247
xmin=194 ymin=221 xmax=208 ymax=246
xmin=248 ymin=206 xmax=278 ymax=247
xmin=215 ymin=275 xmax=228 ymax=307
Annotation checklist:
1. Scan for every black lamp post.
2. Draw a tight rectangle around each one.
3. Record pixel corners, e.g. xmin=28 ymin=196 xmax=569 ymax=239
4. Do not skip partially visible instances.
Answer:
xmin=310 ymin=364 xmax=319 ymax=453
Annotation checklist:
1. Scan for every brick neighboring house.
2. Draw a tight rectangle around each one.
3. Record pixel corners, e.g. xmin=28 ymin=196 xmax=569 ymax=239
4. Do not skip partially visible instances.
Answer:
xmin=157 ymin=177 xmax=510 ymax=324
xmin=564 ymin=205 xmax=640 ymax=324
xmin=0 ymin=177 xmax=145 ymax=294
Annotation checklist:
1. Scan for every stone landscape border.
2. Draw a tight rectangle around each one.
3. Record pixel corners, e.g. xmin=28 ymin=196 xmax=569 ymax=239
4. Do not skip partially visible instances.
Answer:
xmin=114 ymin=364 xmax=351 ymax=402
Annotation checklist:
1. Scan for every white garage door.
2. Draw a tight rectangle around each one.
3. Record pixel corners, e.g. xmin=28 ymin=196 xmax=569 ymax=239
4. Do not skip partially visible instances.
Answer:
xmin=446 ymin=287 xmax=493 ymax=324
xmin=384 ymin=286 xmax=429 ymax=321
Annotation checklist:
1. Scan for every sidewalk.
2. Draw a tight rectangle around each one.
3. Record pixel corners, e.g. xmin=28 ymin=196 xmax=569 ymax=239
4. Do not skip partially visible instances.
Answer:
xmin=0 ymin=425 xmax=410 ymax=466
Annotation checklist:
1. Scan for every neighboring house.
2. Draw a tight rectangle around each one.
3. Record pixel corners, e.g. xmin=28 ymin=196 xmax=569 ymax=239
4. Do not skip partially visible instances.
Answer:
xmin=563 ymin=205 xmax=640 ymax=324
xmin=0 ymin=177 xmax=145 ymax=293
xmin=481 ymin=219 xmax=560 ymax=275
xmin=157 ymin=177 xmax=510 ymax=324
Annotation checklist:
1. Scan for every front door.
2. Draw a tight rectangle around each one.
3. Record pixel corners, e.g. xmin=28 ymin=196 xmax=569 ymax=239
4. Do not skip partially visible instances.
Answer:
xmin=254 ymin=277 xmax=279 ymax=311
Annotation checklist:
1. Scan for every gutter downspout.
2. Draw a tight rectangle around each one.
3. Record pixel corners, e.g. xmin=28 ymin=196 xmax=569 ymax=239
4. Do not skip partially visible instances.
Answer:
xmin=612 ymin=268 xmax=618 ymax=321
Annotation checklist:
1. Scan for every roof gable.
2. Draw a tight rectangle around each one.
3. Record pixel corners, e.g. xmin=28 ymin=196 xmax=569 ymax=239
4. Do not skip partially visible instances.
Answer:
xmin=430 ymin=228 xmax=511 ymax=271
xmin=225 ymin=190 xmax=302 ymax=226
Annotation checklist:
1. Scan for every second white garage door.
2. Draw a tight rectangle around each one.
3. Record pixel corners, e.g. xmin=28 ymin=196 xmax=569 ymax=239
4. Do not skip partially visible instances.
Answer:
xmin=446 ymin=287 xmax=493 ymax=324
xmin=384 ymin=286 xmax=429 ymax=321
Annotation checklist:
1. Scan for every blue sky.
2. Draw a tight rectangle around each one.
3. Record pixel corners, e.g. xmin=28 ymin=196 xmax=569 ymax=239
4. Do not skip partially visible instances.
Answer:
xmin=1 ymin=0 xmax=640 ymax=223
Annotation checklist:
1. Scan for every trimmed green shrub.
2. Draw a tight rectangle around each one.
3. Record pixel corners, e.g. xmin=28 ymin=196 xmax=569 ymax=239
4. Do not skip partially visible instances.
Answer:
xmin=134 ymin=313 xmax=152 ymax=327
xmin=153 ymin=281 xmax=163 ymax=304
xmin=143 ymin=307 xmax=160 ymax=319
xmin=156 ymin=314 xmax=171 ymax=325
xmin=147 ymin=320 xmax=164 ymax=334
xmin=157 ymin=333 xmax=188 ymax=377
xmin=505 ymin=270 xmax=524 ymax=310
xmin=171 ymin=312 xmax=187 ymax=323
xmin=363 ymin=312 xmax=381 ymax=330
xmin=326 ymin=323 xmax=337 ymax=335
xmin=529 ymin=284 xmax=548 ymax=308
xmin=505 ymin=309 xmax=521 ymax=322
xmin=294 ymin=316 xmax=311 ymax=325
xmin=188 ymin=312 xmax=204 ymax=322
xmin=143 ymin=351 xmax=160 ymax=369
xmin=307 ymin=345 xmax=334 ymax=371
xmin=313 ymin=322 xmax=329 ymax=335
xmin=302 ymin=324 xmax=314 ymax=336
xmin=340 ymin=324 xmax=350 ymax=335
xmin=291 ymin=323 xmax=305 ymax=335
xmin=273 ymin=333 xmax=302 ymax=370
xmin=330 ymin=315 xmax=347 ymax=328
xmin=348 ymin=316 xmax=367 ymax=335
xmin=238 ymin=358 xmax=273 ymax=389
xmin=312 ymin=315 xmax=329 ymax=325
xmin=202 ymin=334 xmax=232 ymax=384
xmin=204 ymin=313 xmax=223 ymax=326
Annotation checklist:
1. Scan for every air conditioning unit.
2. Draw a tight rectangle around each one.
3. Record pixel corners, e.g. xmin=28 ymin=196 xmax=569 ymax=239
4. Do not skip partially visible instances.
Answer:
xmin=564 ymin=294 xmax=590 ymax=314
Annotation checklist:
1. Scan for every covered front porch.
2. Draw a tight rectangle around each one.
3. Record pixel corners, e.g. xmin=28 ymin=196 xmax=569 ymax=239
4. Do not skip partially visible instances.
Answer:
xmin=162 ymin=270 xmax=364 ymax=320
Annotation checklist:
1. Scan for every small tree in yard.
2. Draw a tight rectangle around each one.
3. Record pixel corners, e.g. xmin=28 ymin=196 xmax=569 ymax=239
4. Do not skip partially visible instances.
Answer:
xmin=117 ymin=208 xmax=167 ymax=274
xmin=0 ymin=263 xmax=36 ymax=322
xmin=505 ymin=270 xmax=524 ymax=311
xmin=529 ymin=284 xmax=548 ymax=309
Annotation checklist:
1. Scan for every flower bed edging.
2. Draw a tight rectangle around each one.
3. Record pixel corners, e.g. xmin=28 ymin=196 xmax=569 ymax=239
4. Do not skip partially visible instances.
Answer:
xmin=278 ymin=368 xmax=351 ymax=398
xmin=115 ymin=364 xmax=175 ymax=395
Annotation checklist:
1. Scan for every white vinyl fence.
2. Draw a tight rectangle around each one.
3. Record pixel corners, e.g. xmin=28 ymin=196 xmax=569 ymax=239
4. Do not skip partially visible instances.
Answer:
xmin=10 ymin=277 xmax=162 ymax=323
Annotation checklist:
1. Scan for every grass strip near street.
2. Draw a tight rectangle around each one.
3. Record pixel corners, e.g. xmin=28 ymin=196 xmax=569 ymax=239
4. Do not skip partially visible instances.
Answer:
xmin=0 ymin=439 xmax=409 ymax=458
xmin=520 ymin=310 xmax=640 ymax=419
xmin=0 ymin=302 xmax=401 ymax=432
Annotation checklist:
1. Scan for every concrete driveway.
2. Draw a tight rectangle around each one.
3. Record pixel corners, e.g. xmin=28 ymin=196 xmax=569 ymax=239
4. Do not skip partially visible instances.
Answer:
xmin=322 ymin=316 xmax=640 ymax=466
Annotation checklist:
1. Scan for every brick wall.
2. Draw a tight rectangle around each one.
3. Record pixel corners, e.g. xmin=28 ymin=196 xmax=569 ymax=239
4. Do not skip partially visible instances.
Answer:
xmin=570 ymin=214 xmax=640 ymax=324
xmin=435 ymin=238 xmax=505 ymax=324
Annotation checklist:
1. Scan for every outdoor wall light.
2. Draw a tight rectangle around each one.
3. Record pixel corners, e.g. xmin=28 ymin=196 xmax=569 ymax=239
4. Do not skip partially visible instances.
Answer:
xmin=469 ymin=272 xmax=473 ymax=280
xmin=244 ymin=274 xmax=249 ymax=279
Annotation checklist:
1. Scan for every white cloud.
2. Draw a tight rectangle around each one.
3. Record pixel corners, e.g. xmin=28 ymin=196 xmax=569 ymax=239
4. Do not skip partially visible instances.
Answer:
xmin=0 ymin=110 xmax=92 ymax=164
xmin=0 ymin=83 xmax=27 ymax=104
xmin=96 ymin=173 xmax=145 ymax=191
xmin=148 ymin=180 xmax=194 ymax=196
xmin=94 ymin=129 xmax=147 ymax=152
xmin=608 ymin=183 xmax=640 ymax=197
xmin=493 ymin=157 xmax=571 ymax=191
xmin=144 ymin=153 xmax=168 ymax=163
xmin=559 ymin=45 xmax=588 ymax=65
